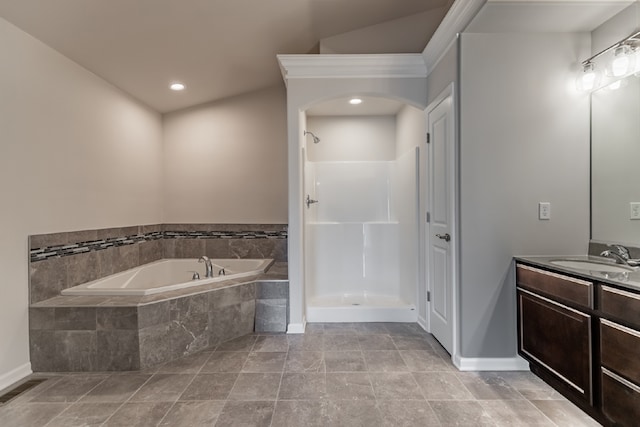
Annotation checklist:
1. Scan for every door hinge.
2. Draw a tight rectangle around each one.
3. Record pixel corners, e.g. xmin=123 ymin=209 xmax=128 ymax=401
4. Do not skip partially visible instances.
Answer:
xmin=427 ymin=291 xmax=431 ymax=302
xmin=426 ymin=212 xmax=430 ymax=223
xmin=426 ymin=132 xmax=431 ymax=143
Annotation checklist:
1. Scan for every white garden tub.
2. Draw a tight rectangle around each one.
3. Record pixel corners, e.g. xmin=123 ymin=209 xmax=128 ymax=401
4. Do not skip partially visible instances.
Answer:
xmin=61 ymin=258 xmax=273 ymax=296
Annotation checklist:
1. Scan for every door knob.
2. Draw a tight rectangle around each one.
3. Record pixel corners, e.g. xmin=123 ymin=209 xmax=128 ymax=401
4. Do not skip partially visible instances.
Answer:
xmin=306 ymin=195 xmax=318 ymax=208
xmin=435 ymin=233 xmax=451 ymax=242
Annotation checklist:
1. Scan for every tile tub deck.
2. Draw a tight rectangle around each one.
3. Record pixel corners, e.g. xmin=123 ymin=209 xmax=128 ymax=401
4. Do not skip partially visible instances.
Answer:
xmin=29 ymin=263 xmax=288 ymax=372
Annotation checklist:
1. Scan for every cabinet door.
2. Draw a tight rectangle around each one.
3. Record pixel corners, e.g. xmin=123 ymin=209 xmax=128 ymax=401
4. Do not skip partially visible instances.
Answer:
xmin=601 ymin=368 xmax=640 ymax=427
xmin=518 ymin=288 xmax=592 ymax=404
xmin=600 ymin=319 xmax=640 ymax=385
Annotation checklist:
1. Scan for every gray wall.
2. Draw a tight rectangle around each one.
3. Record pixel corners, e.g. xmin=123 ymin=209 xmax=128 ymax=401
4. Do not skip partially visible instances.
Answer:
xmin=591 ymin=2 xmax=639 ymax=53
xmin=427 ymin=41 xmax=458 ymax=106
xmin=458 ymin=32 xmax=591 ymax=358
xmin=162 ymin=85 xmax=288 ymax=224
xmin=0 ymin=17 xmax=163 ymax=388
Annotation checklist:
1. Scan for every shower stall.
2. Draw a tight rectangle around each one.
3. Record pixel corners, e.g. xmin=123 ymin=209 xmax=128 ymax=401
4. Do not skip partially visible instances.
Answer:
xmin=277 ymin=52 xmax=429 ymax=331
xmin=303 ymin=110 xmax=420 ymax=322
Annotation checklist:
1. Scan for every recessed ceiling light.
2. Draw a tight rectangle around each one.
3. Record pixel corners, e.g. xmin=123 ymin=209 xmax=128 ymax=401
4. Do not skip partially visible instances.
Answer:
xmin=169 ymin=82 xmax=185 ymax=91
xmin=349 ymin=98 xmax=362 ymax=105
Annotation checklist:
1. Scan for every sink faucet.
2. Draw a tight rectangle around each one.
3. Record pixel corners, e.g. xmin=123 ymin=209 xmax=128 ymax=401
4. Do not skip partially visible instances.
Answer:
xmin=600 ymin=245 xmax=640 ymax=267
xmin=198 ymin=256 xmax=214 ymax=277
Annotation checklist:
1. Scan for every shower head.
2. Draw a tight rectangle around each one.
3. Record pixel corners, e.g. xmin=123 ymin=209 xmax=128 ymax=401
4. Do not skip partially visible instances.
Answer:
xmin=304 ymin=130 xmax=320 ymax=144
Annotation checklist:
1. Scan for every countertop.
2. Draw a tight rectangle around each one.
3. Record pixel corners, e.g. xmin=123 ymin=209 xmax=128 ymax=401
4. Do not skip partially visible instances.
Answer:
xmin=515 ymin=255 xmax=640 ymax=293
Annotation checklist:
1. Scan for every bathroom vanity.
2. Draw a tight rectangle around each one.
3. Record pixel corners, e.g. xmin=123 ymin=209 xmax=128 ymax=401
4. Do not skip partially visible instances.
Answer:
xmin=515 ymin=256 xmax=640 ymax=427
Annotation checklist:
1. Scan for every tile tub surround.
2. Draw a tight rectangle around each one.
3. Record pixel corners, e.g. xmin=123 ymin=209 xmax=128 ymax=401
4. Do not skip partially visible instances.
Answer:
xmin=3 ymin=324 xmax=599 ymax=427
xmin=29 ymin=224 xmax=288 ymax=304
xmin=29 ymin=271 xmax=289 ymax=372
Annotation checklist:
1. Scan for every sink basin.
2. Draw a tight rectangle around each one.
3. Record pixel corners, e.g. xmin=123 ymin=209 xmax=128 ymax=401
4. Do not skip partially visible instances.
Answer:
xmin=550 ymin=260 xmax=634 ymax=273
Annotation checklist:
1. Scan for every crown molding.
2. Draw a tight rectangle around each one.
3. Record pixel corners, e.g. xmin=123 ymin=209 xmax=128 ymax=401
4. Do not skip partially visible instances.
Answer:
xmin=422 ymin=0 xmax=487 ymax=70
xmin=277 ymin=54 xmax=427 ymax=82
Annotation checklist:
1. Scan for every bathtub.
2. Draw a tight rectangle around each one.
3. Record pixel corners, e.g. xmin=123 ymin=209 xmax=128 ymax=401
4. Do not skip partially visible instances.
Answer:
xmin=61 ymin=258 xmax=273 ymax=296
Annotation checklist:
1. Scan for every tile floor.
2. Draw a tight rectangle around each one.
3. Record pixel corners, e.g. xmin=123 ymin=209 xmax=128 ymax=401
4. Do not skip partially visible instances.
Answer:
xmin=0 ymin=323 xmax=601 ymax=426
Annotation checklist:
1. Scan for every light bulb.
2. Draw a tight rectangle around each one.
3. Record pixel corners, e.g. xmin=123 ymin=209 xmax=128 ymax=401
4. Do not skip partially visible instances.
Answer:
xmin=605 ymin=79 xmax=628 ymax=91
xmin=169 ymin=82 xmax=185 ymax=91
xmin=576 ymin=62 xmax=601 ymax=91
xmin=608 ymin=80 xmax=622 ymax=90
xmin=634 ymin=49 xmax=640 ymax=74
xmin=349 ymin=98 xmax=362 ymax=105
xmin=607 ymin=45 xmax=635 ymax=77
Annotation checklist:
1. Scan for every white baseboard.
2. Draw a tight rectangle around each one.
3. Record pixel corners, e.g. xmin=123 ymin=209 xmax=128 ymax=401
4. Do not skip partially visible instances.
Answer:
xmin=306 ymin=306 xmax=416 ymax=323
xmin=453 ymin=354 xmax=530 ymax=371
xmin=416 ymin=315 xmax=427 ymax=331
xmin=0 ymin=362 xmax=32 ymax=393
xmin=287 ymin=320 xmax=307 ymax=334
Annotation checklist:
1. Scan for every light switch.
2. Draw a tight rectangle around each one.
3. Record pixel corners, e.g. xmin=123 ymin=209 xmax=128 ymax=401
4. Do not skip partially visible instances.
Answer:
xmin=631 ymin=202 xmax=640 ymax=220
xmin=539 ymin=202 xmax=551 ymax=220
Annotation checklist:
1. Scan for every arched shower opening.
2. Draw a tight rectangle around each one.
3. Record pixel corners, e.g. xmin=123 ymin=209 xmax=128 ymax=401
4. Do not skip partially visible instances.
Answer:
xmin=302 ymin=96 xmax=423 ymax=322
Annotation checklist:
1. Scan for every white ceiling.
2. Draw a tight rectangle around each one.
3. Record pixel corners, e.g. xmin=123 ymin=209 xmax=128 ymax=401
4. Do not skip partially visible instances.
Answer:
xmin=0 ymin=0 xmax=447 ymax=113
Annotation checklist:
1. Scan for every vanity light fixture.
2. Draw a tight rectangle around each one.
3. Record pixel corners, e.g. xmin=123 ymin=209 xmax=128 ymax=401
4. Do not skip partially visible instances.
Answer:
xmin=577 ymin=30 xmax=639 ymax=91
xmin=607 ymin=45 xmax=635 ymax=77
xmin=169 ymin=82 xmax=186 ymax=91
xmin=349 ymin=98 xmax=363 ymax=105
xmin=605 ymin=79 xmax=626 ymax=91
xmin=576 ymin=62 xmax=601 ymax=92
xmin=607 ymin=80 xmax=622 ymax=91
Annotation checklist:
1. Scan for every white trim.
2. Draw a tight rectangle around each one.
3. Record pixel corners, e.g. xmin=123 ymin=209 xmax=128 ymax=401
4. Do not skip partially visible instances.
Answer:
xmin=417 ymin=314 xmax=428 ymax=331
xmin=307 ymin=306 xmax=417 ymax=323
xmin=287 ymin=320 xmax=306 ymax=334
xmin=277 ymin=54 xmax=427 ymax=81
xmin=453 ymin=355 xmax=530 ymax=371
xmin=425 ymin=82 xmax=458 ymax=359
xmin=0 ymin=363 xmax=32 ymax=393
xmin=422 ymin=0 xmax=486 ymax=71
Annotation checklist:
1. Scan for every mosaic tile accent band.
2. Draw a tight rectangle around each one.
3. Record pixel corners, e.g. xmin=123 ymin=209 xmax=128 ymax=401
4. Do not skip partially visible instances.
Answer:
xmin=30 ymin=229 xmax=288 ymax=262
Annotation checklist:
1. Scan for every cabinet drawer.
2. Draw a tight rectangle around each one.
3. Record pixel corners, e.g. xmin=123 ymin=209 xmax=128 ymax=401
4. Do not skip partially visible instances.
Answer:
xmin=516 ymin=264 xmax=592 ymax=308
xmin=601 ymin=368 xmax=640 ymax=427
xmin=599 ymin=285 xmax=640 ymax=329
xmin=600 ymin=319 xmax=640 ymax=385
xmin=518 ymin=288 xmax=592 ymax=404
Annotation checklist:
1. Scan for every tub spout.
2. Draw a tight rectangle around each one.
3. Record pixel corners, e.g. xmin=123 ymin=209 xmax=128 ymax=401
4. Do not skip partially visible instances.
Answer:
xmin=198 ymin=256 xmax=214 ymax=278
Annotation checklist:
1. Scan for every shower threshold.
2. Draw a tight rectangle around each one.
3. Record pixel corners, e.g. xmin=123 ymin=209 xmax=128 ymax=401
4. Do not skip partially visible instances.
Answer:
xmin=306 ymin=294 xmax=416 ymax=323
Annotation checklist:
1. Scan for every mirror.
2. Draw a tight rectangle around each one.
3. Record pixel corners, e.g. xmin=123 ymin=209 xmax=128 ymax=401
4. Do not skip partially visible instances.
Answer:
xmin=591 ymin=73 xmax=640 ymax=244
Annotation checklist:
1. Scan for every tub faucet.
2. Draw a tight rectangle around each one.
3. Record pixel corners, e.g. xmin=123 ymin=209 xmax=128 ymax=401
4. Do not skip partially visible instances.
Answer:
xmin=600 ymin=245 xmax=640 ymax=267
xmin=198 ymin=256 xmax=214 ymax=278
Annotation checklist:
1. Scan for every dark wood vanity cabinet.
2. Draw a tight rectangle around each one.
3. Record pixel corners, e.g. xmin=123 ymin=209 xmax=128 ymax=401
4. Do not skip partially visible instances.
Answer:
xmin=516 ymin=262 xmax=640 ymax=427
xmin=516 ymin=265 xmax=593 ymax=406
xmin=600 ymin=368 xmax=640 ymax=427
xmin=598 ymin=286 xmax=640 ymax=427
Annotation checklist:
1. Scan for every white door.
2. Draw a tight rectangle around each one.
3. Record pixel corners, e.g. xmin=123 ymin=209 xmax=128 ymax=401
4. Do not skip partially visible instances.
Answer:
xmin=427 ymin=86 xmax=455 ymax=355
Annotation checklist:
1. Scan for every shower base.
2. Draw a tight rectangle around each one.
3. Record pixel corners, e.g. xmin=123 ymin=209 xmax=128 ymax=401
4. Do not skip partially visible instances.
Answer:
xmin=306 ymin=293 xmax=416 ymax=323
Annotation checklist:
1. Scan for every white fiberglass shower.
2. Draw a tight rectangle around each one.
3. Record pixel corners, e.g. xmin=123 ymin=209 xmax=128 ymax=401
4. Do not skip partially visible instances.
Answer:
xmin=277 ymin=52 xmax=429 ymax=332
xmin=303 ymin=100 xmax=422 ymax=322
